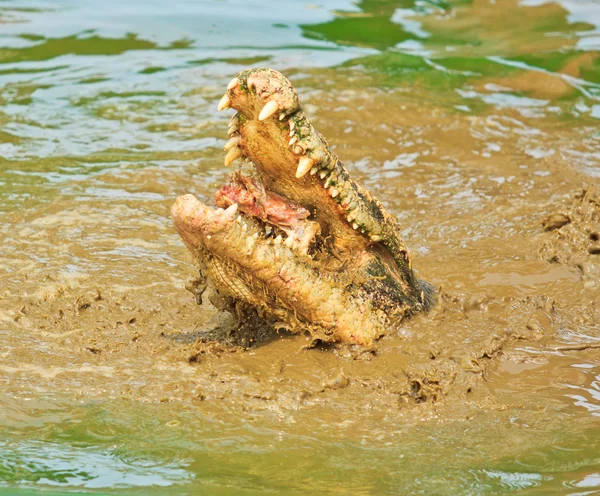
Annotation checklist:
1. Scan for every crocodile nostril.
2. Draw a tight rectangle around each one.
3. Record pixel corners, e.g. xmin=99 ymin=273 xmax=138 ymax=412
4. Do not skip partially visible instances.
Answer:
xmin=589 ymin=232 xmax=599 ymax=242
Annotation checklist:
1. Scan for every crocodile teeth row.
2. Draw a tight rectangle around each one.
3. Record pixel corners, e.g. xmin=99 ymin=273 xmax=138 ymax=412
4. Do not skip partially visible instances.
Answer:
xmin=224 ymin=203 xmax=238 ymax=220
xmin=227 ymin=77 xmax=239 ymax=90
xmin=295 ymin=157 xmax=314 ymax=179
xmin=218 ymin=94 xmax=231 ymax=112
xmin=224 ymin=136 xmax=240 ymax=151
xmin=224 ymin=146 xmax=243 ymax=166
xmin=258 ymin=100 xmax=279 ymax=121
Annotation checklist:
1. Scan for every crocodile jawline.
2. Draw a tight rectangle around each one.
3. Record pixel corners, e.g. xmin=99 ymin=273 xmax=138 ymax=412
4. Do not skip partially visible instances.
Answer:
xmin=171 ymin=68 xmax=435 ymax=346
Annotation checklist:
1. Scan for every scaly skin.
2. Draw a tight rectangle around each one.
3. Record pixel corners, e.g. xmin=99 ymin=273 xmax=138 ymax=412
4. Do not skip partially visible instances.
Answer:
xmin=171 ymin=68 xmax=434 ymax=346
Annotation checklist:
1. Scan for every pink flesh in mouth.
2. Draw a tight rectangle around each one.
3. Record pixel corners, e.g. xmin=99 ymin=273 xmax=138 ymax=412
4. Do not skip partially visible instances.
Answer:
xmin=214 ymin=173 xmax=311 ymax=230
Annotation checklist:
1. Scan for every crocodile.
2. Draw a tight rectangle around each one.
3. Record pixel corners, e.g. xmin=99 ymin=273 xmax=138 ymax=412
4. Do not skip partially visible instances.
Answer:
xmin=171 ymin=68 xmax=435 ymax=346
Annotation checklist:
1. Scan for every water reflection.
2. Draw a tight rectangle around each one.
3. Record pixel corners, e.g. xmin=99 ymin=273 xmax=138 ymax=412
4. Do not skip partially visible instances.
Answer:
xmin=301 ymin=0 xmax=421 ymax=50
xmin=0 ymin=440 xmax=191 ymax=489
xmin=565 ymin=371 xmax=600 ymax=417
xmin=1 ymin=0 xmax=600 ymax=495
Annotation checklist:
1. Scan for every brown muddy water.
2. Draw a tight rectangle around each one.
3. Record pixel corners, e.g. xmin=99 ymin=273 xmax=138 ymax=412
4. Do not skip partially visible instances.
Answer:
xmin=1 ymin=0 xmax=599 ymax=494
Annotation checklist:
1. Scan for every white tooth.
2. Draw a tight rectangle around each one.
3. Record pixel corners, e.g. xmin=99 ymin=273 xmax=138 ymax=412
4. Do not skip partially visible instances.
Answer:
xmin=242 ymin=223 xmax=247 ymax=232
xmin=227 ymin=77 xmax=239 ymax=90
xmin=274 ymin=235 xmax=282 ymax=245
xmin=319 ymin=171 xmax=327 ymax=179
xmin=289 ymin=121 xmax=295 ymax=131
xmin=224 ymin=136 xmax=241 ymax=151
xmin=279 ymin=113 xmax=286 ymax=121
xmin=289 ymin=129 xmax=295 ymax=137
xmin=352 ymin=223 xmax=359 ymax=230
xmin=227 ymin=125 xmax=238 ymax=136
xmin=284 ymin=236 xmax=294 ymax=248
xmin=224 ymin=146 xmax=243 ymax=166
xmin=330 ymin=187 xmax=339 ymax=198
xmin=207 ymin=235 xmax=212 ymax=240
xmin=225 ymin=203 xmax=238 ymax=219
xmin=310 ymin=167 xmax=318 ymax=176
xmin=217 ymin=93 xmax=231 ymax=112
xmin=265 ymin=226 xmax=272 ymax=235
xmin=295 ymin=157 xmax=314 ymax=179
xmin=252 ymin=232 xmax=259 ymax=239
xmin=289 ymin=136 xmax=297 ymax=146
xmin=236 ymin=215 xmax=241 ymax=223
xmin=258 ymin=100 xmax=279 ymax=121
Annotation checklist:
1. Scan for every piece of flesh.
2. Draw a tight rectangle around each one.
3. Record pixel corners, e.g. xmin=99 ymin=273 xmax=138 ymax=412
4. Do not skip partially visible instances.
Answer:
xmin=171 ymin=68 xmax=435 ymax=346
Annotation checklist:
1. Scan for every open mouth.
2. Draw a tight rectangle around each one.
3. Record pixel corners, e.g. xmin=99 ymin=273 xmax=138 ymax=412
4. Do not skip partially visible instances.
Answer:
xmin=171 ymin=68 xmax=434 ymax=346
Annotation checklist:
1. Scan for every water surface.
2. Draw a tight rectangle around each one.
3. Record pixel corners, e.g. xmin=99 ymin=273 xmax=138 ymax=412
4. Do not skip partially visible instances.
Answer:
xmin=1 ymin=0 xmax=599 ymax=494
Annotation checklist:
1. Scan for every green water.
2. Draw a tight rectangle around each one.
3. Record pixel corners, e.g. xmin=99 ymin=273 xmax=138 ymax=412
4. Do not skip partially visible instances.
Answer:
xmin=1 ymin=0 xmax=600 ymax=494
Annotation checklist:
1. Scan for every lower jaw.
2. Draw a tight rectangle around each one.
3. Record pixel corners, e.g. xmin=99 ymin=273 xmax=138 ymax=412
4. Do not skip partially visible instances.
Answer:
xmin=171 ymin=194 xmax=386 ymax=346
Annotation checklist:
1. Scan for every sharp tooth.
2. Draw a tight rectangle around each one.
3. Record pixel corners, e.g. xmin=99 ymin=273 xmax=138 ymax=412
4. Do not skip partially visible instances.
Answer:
xmin=224 ymin=146 xmax=243 ymax=166
xmin=295 ymin=157 xmax=314 ymax=179
xmin=310 ymin=167 xmax=318 ymax=176
xmin=330 ymin=187 xmax=339 ymax=198
xmin=242 ymin=223 xmax=247 ymax=232
xmin=236 ymin=215 xmax=241 ymax=223
xmin=265 ymin=226 xmax=272 ymax=235
xmin=352 ymin=223 xmax=359 ymax=230
xmin=258 ymin=100 xmax=279 ymax=121
xmin=279 ymin=113 xmax=286 ymax=121
xmin=252 ymin=232 xmax=259 ymax=239
xmin=217 ymin=93 xmax=231 ymax=112
xmin=284 ymin=236 xmax=294 ymax=248
xmin=319 ymin=171 xmax=327 ymax=179
xmin=289 ymin=121 xmax=295 ymax=131
xmin=227 ymin=77 xmax=239 ymax=90
xmin=289 ymin=136 xmax=298 ymax=146
xmin=274 ymin=235 xmax=282 ymax=245
xmin=227 ymin=124 xmax=238 ymax=135
xmin=225 ymin=203 xmax=238 ymax=219
xmin=224 ymin=136 xmax=241 ymax=151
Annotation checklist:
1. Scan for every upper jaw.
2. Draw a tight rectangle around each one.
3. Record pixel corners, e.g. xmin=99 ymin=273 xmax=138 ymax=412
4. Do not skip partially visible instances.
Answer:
xmin=217 ymin=68 xmax=322 ymax=185
xmin=218 ymin=68 xmax=301 ymax=122
xmin=217 ymin=68 xmax=373 ymax=257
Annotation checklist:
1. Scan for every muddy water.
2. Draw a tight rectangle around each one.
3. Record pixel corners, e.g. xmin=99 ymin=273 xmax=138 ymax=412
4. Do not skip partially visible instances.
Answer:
xmin=1 ymin=0 xmax=599 ymax=494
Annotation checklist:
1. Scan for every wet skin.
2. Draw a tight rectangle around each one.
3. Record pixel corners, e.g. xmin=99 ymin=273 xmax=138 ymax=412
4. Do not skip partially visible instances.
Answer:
xmin=172 ymin=68 xmax=434 ymax=346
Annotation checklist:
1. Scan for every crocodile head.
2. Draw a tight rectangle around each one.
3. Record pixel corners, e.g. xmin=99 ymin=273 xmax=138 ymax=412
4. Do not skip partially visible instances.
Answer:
xmin=172 ymin=68 xmax=435 ymax=346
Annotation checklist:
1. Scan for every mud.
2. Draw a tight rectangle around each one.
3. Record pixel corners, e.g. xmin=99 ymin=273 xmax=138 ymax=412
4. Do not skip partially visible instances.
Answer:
xmin=539 ymin=185 xmax=600 ymax=286
xmin=0 ymin=71 xmax=598 ymax=448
